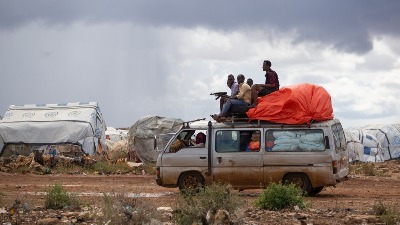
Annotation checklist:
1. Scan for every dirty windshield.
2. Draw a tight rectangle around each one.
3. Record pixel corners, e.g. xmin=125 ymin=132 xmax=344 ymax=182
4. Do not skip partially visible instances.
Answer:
xmin=155 ymin=133 xmax=175 ymax=152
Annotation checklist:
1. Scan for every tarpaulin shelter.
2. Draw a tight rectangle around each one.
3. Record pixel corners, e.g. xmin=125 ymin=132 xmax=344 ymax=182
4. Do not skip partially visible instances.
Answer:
xmin=344 ymin=129 xmax=384 ymax=162
xmin=128 ymin=115 xmax=183 ymax=164
xmin=344 ymin=130 xmax=364 ymax=162
xmin=347 ymin=124 xmax=400 ymax=161
xmin=0 ymin=102 xmax=106 ymax=156
xmin=247 ymin=83 xmax=333 ymax=124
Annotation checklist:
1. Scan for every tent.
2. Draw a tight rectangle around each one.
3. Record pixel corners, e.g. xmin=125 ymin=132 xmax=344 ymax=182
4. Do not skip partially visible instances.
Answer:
xmin=344 ymin=130 xmax=364 ymax=162
xmin=347 ymin=124 xmax=400 ymax=161
xmin=106 ymin=127 xmax=128 ymax=142
xmin=247 ymin=83 xmax=333 ymax=124
xmin=0 ymin=102 xmax=106 ymax=156
xmin=344 ymin=129 xmax=384 ymax=162
xmin=128 ymin=115 xmax=183 ymax=164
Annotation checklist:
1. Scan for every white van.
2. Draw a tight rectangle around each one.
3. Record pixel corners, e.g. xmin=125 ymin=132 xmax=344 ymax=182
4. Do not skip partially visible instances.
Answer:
xmin=155 ymin=118 xmax=349 ymax=195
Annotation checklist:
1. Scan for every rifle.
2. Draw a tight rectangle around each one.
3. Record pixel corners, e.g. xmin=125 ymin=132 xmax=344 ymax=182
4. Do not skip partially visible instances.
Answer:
xmin=210 ymin=92 xmax=228 ymax=100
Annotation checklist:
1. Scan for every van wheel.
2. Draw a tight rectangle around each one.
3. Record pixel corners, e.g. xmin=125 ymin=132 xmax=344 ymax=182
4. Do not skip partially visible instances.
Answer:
xmin=309 ymin=186 xmax=324 ymax=196
xmin=283 ymin=173 xmax=312 ymax=195
xmin=178 ymin=172 xmax=204 ymax=192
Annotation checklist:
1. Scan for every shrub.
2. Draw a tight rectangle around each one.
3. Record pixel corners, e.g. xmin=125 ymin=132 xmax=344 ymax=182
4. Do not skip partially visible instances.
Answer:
xmin=350 ymin=162 xmax=381 ymax=176
xmin=141 ymin=163 xmax=156 ymax=175
xmin=360 ymin=163 xmax=375 ymax=176
xmin=53 ymin=164 xmax=83 ymax=174
xmin=45 ymin=183 xmax=79 ymax=209
xmin=174 ymin=182 xmax=244 ymax=225
xmin=255 ymin=182 xmax=305 ymax=210
xmin=373 ymin=201 xmax=400 ymax=225
xmin=97 ymin=193 xmax=156 ymax=225
xmin=89 ymin=161 xmax=134 ymax=174
xmin=0 ymin=192 xmax=4 ymax=207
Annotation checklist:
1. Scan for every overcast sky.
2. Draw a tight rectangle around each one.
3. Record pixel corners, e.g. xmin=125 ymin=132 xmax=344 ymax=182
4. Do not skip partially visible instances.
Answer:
xmin=0 ymin=0 xmax=399 ymax=129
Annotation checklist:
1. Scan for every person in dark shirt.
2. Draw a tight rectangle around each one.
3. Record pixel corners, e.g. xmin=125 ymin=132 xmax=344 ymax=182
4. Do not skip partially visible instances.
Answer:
xmin=246 ymin=78 xmax=253 ymax=87
xmin=249 ymin=60 xmax=279 ymax=108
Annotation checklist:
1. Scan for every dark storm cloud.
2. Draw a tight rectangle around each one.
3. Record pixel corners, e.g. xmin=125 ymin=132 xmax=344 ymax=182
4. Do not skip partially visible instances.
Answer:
xmin=1 ymin=0 xmax=400 ymax=54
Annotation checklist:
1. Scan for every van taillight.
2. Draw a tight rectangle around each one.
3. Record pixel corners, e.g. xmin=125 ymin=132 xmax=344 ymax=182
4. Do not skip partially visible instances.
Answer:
xmin=332 ymin=160 xmax=338 ymax=174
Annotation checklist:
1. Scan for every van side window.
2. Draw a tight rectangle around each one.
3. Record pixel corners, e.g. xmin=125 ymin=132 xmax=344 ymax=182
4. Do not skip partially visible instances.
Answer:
xmin=266 ymin=129 xmax=325 ymax=152
xmin=331 ymin=124 xmax=346 ymax=152
xmin=215 ymin=130 xmax=260 ymax=152
xmin=216 ymin=130 xmax=238 ymax=152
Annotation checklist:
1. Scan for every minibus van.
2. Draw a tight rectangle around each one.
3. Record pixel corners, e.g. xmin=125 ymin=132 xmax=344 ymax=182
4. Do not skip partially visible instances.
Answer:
xmin=155 ymin=118 xmax=349 ymax=195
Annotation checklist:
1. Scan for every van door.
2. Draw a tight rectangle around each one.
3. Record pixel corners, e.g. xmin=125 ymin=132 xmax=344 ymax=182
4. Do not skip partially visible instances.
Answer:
xmin=212 ymin=129 xmax=263 ymax=188
xmin=263 ymin=128 xmax=336 ymax=189
xmin=331 ymin=123 xmax=349 ymax=178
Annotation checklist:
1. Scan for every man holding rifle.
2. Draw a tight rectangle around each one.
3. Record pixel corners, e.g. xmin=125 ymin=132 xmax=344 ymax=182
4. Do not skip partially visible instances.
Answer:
xmin=211 ymin=74 xmax=251 ymax=122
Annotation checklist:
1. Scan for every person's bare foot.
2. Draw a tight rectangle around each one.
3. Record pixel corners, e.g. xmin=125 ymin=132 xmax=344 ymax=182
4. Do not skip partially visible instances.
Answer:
xmin=211 ymin=114 xmax=223 ymax=123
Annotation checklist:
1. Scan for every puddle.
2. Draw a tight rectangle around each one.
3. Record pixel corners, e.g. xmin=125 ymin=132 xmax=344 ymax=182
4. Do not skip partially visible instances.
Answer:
xmin=23 ymin=191 xmax=176 ymax=198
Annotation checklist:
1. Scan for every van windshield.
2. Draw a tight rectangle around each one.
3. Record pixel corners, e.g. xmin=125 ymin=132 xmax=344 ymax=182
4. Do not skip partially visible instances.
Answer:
xmin=155 ymin=133 xmax=175 ymax=152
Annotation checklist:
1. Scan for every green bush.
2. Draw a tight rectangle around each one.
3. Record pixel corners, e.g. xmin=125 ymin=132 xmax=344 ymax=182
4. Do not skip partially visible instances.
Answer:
xmin=373 ymin=201 xmax=400 ymax=225
xmin=174 ymin=182 xmax=244 ymax=225
xmin=45 ymin=183 xmax=79 ymax=209
xmin=255 ymin=182 xmax=305 ymax=210
xmin=89 ymin=161 xmax=134 ymax=174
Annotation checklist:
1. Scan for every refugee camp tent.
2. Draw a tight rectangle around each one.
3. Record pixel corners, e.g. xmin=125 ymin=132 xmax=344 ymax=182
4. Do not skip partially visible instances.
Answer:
xmin=344 ymin=129 xmax=373 ymax=162
xmin=344 ymin=128 xmax=385 ymax=162
xmin=106 ymin=127 xmax=128 ymax=142
xmin=349 ymin=124 xmax=400 ymax=161
xmin=128 ymin=115 xmax=183 ymax=164
xmin=0 ymin=102 xmax=106 ymax=156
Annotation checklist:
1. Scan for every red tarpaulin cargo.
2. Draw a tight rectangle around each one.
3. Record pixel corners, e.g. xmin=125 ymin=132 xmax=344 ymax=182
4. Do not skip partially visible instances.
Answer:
xmin=246 ymin=83 xmax=334 ymax=124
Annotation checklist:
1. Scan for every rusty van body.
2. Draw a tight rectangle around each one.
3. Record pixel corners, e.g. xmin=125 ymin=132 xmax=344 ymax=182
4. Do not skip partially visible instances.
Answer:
xmin=155 ymin=118 xmax=349 ymax=195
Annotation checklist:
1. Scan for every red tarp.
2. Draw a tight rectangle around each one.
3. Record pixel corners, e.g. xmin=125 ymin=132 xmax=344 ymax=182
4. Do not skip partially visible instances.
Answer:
xmin=246 ymin=83 xmax=334 ymax=124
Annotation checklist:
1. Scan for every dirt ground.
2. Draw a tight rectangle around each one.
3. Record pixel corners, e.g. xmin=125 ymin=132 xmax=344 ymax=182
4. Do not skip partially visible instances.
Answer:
xmin=1 ymin=160 xmax=400 ymax=224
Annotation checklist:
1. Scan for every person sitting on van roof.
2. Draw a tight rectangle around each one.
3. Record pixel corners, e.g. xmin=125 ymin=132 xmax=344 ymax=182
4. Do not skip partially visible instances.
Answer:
xmin=212 ymin=74 xmax=251 ymax=122
xmin=248 ymin=60 xmax=279 ymax=108
xmin=246 ymin=78 xmax=253 ymax=87
xmin=220 ymin=74 xmax=239 ymax=110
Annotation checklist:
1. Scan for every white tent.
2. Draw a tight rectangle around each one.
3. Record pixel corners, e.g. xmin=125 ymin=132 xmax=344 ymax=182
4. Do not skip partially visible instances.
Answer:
xmin=345 ymin=124 xmax=400 ymax=162
xmin=0 ymin=102 xmax=106 ymax=156
xmin=105 ymin=127 xmax=128 ymax=142
xmin=344 ymin=130 xmax=364 ymax=162
xmin=345 ymin=129 xmax=384 ymax=162
xmin=356 ymin=124 xmax=400 ymax=160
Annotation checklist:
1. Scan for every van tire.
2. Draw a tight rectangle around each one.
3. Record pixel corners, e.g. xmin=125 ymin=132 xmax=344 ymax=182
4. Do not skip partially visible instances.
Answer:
xmin=283 ymin=173 xmax=312 ymax=195
xmin=309 ymin=186 xmax=324 ymax=196
xmin=178 ymin=172 xmax=204 ymax=192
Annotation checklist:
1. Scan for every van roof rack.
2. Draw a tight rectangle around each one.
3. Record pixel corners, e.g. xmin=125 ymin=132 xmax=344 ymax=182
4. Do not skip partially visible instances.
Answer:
xmin=222 ymin=115 xmax=314 ymax=128
xmin=182 ymin=118 xmax=206 ymax=128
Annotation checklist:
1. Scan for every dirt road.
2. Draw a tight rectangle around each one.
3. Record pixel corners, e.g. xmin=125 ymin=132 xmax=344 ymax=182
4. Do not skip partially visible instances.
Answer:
xmin=1 ymin=165 xmax=400 ymax=224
